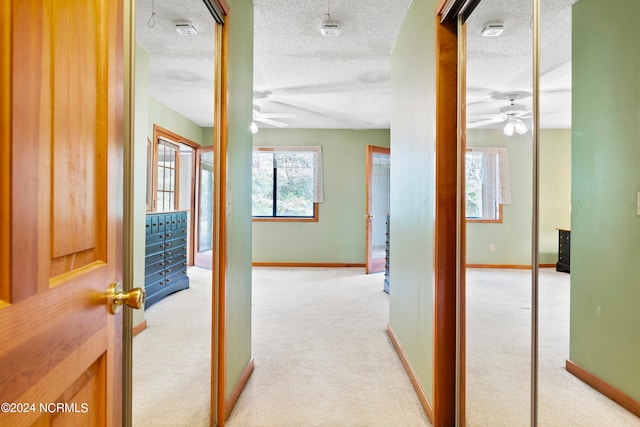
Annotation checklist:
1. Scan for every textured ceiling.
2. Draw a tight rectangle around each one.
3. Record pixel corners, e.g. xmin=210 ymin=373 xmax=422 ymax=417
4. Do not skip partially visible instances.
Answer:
xmin=135 ymin=0 xmax=576 ymax=130
xmin=136 ymin=0 xmax=216 ymax=127
xmin=466 ymin=0 xmax=578 ymax=129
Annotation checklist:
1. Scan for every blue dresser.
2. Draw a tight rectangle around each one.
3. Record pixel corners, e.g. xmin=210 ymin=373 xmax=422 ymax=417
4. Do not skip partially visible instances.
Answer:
xmin=145 ymin=212 xmax=190 ymax=308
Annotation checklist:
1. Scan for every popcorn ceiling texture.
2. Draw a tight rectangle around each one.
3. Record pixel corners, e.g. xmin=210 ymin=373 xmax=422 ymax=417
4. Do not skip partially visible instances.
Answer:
xmin=135 ymin=0 xmax=576 ymax=129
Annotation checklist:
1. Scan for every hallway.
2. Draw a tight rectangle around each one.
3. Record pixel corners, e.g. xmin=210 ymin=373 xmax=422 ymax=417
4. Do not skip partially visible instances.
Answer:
xmin=226 ymin=267 xmax=430 ymax=426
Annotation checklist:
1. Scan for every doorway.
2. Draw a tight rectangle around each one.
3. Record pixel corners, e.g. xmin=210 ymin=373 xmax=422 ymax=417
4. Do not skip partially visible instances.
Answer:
xmin=365 ymin=145 xmax=391 ymax=275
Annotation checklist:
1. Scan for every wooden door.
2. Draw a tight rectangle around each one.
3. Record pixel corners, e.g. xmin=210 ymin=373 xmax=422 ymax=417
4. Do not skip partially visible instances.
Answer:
xmin=365 ymin=146 xmax=391 ymax=274
xmin=0 ymin=0 xmax=124 ymax=426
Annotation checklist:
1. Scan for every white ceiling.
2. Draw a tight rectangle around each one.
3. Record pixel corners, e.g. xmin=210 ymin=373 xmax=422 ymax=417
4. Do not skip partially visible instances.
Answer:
xmin=135 ymin=0 xmax=577 ymax=130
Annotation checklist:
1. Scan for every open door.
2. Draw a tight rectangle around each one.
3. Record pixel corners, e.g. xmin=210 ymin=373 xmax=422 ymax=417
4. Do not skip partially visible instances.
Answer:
xmin=365 ymin=146 xmax=391 ymax=274
xmin=0 ymin=0 xmax=125 ymax=425
xmin=194 ymin=147 xmax=214 ymax=268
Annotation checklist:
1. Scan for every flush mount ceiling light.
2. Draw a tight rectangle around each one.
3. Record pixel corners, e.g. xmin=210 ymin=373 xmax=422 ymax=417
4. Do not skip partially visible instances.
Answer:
xmin=321 ymin=0 xmax=340 ymax=36
xmin=481 ymin=22 xmax=504 ymax=37
xmin=175 ymin=22 xmax=198 ymax=36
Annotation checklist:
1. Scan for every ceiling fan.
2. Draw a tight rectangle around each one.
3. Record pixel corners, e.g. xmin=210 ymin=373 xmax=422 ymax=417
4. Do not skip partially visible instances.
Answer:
xmin=252 ymin=104 xmax=297 ymax=129
xmin=467 ymin=91 xmax=532 ymax=135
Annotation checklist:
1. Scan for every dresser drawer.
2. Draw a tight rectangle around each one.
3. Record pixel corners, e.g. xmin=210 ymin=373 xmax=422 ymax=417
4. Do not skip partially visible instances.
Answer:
xmin=145 ymin=240 xmax=169 ymax=256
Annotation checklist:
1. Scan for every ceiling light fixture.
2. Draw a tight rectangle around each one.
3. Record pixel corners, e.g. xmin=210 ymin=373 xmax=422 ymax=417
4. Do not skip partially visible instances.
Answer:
xmin=250 ymin=122 xmax=258 ymax=134
xmin=503 ymin=116 xmax=527 ymax=136
xmin=481 ymin=22 xmax=504 ymax=37
xmin=175 ymin=22 xmax=198 ymax=36
xmin=321 ymin=0 xmax=340 ymax=36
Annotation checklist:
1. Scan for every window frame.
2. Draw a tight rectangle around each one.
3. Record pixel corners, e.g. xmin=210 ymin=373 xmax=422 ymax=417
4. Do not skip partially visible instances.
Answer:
xmin=149 ymin=124 xmax=201 ymax=213
xmin=251 ymin=148 xmax=320 ymax=222
xmin=465 ymin=148 xmax=504 ymax=223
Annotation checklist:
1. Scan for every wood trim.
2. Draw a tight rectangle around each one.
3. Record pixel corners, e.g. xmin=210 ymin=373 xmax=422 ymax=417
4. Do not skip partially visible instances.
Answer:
xmin=213 ymin=14 xmax=229 ymax=427
xmin=466 ymin=264 xmax=556 ymax=269
xmin=566 ymin=359 xmax=640 ymax=417
xmin=252 ymin=262 xmax=366 ymax=268
xmin=225 ymin=358 xmax=254 ymax=420
xmin=0 ymin=0 xmax=11 ymax=304
xmin=153 ymin=124 xmax=201 ymax=149
xmin=434 ymin=12 xmax=458 ymax=427
xmin=252 ymin=203 xmax=319 ymax=222
xmin=132 ymin=320 xmax=147 ymax=337
xmin=387 ymin=325 xmax=434 ymax=422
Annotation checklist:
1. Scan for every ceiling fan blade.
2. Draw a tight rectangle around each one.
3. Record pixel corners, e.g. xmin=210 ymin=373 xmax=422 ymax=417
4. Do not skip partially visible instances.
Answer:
xmin=467 ymin=117 xmax=506 ymax=128
xmin=467 ymin=113 xmax=506 ymax=119
xmin=255 ymin=117 xmax=288 ymax=128
xmin=257 ymin=112 xmax=297 ymax=119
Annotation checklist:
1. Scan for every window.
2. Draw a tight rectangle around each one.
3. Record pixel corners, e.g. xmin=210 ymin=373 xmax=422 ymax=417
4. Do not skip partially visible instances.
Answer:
xmin=465 ymin=147 xmax=510 ymax=222
xmin=156 ymin=139 xmax=180 ymax=211
xmin=252 ymin=146 xmax=323 ymax=221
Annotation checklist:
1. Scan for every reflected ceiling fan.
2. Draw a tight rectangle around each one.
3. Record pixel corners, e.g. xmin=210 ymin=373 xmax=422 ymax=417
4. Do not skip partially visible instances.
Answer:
xmin=252 ymin=104 xmax=297 ymax=129
xmin=467 ymin=91 xmax=532 ymax=135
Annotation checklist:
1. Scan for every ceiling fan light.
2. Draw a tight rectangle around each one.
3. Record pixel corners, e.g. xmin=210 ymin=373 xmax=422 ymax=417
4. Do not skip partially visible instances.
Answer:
xmin=503 ymin=121 xmax=515 ymax=136
xmin=250 ymin=121 xmax=258 ymax=134
xmin=515 ymin=119 xmax=527 ymax=135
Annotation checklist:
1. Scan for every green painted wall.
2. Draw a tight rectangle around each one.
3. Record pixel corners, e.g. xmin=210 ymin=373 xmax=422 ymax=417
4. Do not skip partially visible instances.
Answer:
xmin=225 ymin=0 xmax=254 ymax=401
xmin=252 ymin=128 xmax=391 ymax=264
xmin=388 ymin=0 xmax=436 ymax=404
xmin=148 ymin=96 xmax=204 ymax=145
xmin=570 ymin=0 xmax=640 ymax=400
xmin=466 ymin=129 xmax=571 ymax=265
xmin=202 ymin=127 xmax=214 ymax=148
xmin=133 ymin=43 xmax=150 ymax=326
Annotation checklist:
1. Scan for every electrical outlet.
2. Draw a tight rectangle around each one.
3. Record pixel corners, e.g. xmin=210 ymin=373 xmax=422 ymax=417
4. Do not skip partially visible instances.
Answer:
xmin=489 ymin=243 xmax=496 ymax=252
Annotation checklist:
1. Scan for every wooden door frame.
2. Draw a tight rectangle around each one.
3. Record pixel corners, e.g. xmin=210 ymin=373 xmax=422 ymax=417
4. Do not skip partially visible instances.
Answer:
xmin=365 ymin=145 xmax=390 ymax=274
xmin=434 ymin=1 xmax=475 ymax=426
xmin=211 ymin=1 xmax=230 ymax=425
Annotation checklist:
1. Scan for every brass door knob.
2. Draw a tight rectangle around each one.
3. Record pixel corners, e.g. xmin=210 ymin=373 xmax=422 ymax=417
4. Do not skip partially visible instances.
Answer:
xmin=107 ymin=282 xmax=146 ymax=314
xmin=365 ymin=214 xmax=374 ymax=220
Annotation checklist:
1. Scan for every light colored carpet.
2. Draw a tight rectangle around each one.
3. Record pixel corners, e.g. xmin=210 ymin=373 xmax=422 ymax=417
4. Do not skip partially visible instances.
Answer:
xmin=133 ymin=267 xmax=212 ymax=427
xmin=466 ymin=269 xmax=640 ymax=427
xmin=132 ymin=267 xmax=639 ymax=427
xmin=226 ymin=267 xmax=430 ymax=427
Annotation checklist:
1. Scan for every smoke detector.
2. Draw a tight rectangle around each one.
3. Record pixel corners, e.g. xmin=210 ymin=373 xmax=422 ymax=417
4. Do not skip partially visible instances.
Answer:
xmin=320 ymin=0 xmax=340 ymax=36
xmin=175 ymin=22 xmax=198 ymax=36
xmin=481 ymin=23 xmax=504 ymax=37
xmin=321 ymin=21 xmax=341 ymax=37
